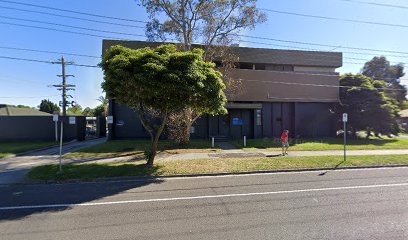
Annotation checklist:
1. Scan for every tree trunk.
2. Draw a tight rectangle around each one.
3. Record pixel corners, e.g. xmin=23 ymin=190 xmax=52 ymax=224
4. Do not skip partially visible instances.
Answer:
xmin=145 ymin=113 xmax=168 ymax=168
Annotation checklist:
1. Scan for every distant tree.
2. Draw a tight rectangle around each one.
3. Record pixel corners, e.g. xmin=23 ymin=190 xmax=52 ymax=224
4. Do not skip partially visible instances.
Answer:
xmin=82 ymin=107 xmax=93 ymax=116
xmin=93 ymin=105 xmax=106 ymax=117
xmin=96 ymin=95 xmax=108 ymax=116
xmin=362 ymin=56 xmax=407 ymax=108
xmin=67 ymin=104 xmax=83 ymax=116
xmin=335 ymin=74 xmax=401 ymax=137
xmin=38 ymin=99 xmax=60 ymax=114
xmin=101 ymin=44 xmax=227 ymax=166
xmin=15 ymin=105 xmax=32 ymax=109
xmin=137 ymin=0 xmax=266 ymax=144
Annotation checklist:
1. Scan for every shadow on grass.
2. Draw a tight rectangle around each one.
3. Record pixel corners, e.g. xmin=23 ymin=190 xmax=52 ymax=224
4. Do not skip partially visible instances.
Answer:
xmin=0 ymin=164 xmax=163 ymax=221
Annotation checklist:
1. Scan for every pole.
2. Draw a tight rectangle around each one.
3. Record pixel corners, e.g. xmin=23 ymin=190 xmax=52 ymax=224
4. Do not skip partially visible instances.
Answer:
xmin=55 ymin=121 xmax=58 ymax=142
xmin=211 ymin=137 xmax=214 ymax=148
xmin=59 ymin=121 xmax=63 ymax=173
xmin=61 ymin=56 xmax=67 ymax=116
xmin=343 ymin=121 xmax=346 ymax=162
xmin=244 ymin=135 xmax=247 ymax=147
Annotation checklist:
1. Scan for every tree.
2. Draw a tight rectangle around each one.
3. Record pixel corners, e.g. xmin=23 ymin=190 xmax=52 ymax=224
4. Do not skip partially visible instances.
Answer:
xmin=82 ymin=107 xmax=93 ymax=116
xmin=335 ymin=74 xmax=401 ymax=137
xmin=38 ymin=99 xmax=60 ymax=114
xmin=361 ymin=56 xmax=407 ymax=108
xmin=93 ymin=105 xmax=106 ymax=117
xmin=101 ymin=44 xmax=227 ymax=166
xmin=137 ymin=0 xmax=266 ymax=144
xmin=67 ymin=104 xmax=83 ymax=116
xmin=96 ymin=95 xmax=108 ymax=116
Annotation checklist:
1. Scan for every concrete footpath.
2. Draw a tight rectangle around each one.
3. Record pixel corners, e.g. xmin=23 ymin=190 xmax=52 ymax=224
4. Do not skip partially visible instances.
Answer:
xmin=0 ymin=138 xmax=107 ymax=184
xmin=156 ymin=149 xmax=408 ymax=161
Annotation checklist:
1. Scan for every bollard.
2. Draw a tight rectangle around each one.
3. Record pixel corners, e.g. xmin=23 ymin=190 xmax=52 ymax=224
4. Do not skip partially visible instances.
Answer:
xmin=243 ymin=136 xmax=246 ymax=147
xmin=211 ymin=137 xmax=215 ymax=148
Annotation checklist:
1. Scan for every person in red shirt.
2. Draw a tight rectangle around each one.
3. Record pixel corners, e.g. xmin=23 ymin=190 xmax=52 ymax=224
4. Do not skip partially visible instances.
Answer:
xmin=281 ymin=130 xmax=289 ymax=155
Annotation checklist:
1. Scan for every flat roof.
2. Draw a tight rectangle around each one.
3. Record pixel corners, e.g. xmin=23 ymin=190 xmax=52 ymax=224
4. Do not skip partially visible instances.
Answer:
xmin=102 ymin=40 xmax=343 ymax=68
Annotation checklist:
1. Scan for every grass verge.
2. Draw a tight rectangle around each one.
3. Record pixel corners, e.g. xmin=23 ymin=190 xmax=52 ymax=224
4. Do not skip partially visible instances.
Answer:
xmin=232 ymin=137 xmax=408 ymax=151
xmin=0 ymin=141 xmax=57 ymax=159
xmin=28 ymin=154 xmax=408 ymax=181
xmin=64 ymin=139 xmax=218 ymax=160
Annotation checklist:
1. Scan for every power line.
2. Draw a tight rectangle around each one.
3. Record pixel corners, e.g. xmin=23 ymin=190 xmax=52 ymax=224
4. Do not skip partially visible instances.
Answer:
xmin=0 ymin=0 xmax=148 ymax=23
xmin=0 ymin=46 xmax=100 ymax=59
xmin=0 ymin=6 xmax=145 ymax=29
xmin=0 ymin=21 xmax=134 ymax=41
xmin=0 ymin=55 xmax=99 ymax=68
xmin=236 ymin=34 xmax=408 ymax=55
xmin=2 ymin=3 xmax=408 ymax=58
xmin=0 ymin=15 xmax=145 ymax=37
xmin=0 ymin=94 xmax=60 ymax=99
xmin=261 ymin=8 xmax=408 ymax=29
xmin=339 ymin=0 xmax=408 ymax=10
xmin=239 ymin=78 xmax=407 ymax=91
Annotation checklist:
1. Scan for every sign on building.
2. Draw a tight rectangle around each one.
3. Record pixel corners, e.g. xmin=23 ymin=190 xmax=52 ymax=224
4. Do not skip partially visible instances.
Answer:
xmin=69 ymin=117 xmax=76 ymax=125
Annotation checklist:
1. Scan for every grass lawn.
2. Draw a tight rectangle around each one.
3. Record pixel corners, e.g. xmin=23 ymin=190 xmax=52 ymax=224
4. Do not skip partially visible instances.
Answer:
xmin=232 ymin=137 xmax=408 ymax=151
xmin=64 ymin=139 xmax=218 ymax=160
xmin=0 ymin=141 xmax=57 ymax=159
xmin=28 ymin=154 xmax=408 ymax=181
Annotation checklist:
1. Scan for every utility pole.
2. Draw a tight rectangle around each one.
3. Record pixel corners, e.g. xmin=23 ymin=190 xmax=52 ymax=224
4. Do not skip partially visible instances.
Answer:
xmin=51 ymin=56 xmax=75 ymax=116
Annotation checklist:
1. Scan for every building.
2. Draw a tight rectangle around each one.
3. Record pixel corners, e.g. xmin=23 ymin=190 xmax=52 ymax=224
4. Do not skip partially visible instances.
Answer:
xmin=400 ymin=109 xmax=408 ymax=132
xmin=102 ymin=40 xmax=343 ymax=140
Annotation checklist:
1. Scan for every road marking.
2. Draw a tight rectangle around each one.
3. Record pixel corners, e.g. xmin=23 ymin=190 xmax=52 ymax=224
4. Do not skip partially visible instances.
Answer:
xmin=1 ymin=182 xmax=407 ymax=211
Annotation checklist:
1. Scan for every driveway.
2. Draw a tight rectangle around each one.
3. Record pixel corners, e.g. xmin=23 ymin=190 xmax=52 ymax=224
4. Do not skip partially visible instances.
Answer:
xmin=0 ymin=138 xmax=106 ymax=184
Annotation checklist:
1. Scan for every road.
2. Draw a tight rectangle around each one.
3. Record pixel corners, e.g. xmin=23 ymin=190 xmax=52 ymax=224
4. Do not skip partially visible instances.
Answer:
xmin=0 ymin=137 xmax=106 ymax=184
xmin=0 ymin=167 xmax=407 ymax=239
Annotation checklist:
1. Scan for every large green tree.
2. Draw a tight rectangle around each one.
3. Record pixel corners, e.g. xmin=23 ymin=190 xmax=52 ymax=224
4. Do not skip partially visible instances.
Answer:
xmin=336 ymin=74 xmax=401 ymax=137
xmin=38 ymin=99 xmax=60 ymax=114
xmin=136 ymin=0 xmax=266 ymax=144
xmin=361 ymin=56 xmax=407 ymax=108
xmin=101 ymin=44 xmax=227 ymax=166
xmin=67 ymin=105 xmax=83 ymax=116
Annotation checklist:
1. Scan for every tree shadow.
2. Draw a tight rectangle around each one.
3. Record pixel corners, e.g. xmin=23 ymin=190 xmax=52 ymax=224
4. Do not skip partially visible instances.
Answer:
xmin=0 ymin=164 xmax=163 ymax=221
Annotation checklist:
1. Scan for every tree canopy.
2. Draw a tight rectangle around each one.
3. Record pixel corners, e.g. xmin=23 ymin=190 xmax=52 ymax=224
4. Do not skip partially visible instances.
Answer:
xmin=38 ymin=99 xmax=60 ymax=114
xmin=101 ymin=44 xmax=227 ymax=165
xmin=336 ymin=74 xmax=401 ymax=137
xmin=361 ymin=56 xmax=407 ymax=108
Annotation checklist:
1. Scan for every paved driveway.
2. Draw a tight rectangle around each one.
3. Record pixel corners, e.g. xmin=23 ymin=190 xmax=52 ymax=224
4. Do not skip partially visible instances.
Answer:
xmin=0 ymin=138 xmax=106 ymax=184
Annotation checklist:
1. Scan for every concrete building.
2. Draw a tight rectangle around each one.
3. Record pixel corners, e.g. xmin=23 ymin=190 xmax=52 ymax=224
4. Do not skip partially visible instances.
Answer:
xmin=102 ymin=40 xmax=343 ymax=139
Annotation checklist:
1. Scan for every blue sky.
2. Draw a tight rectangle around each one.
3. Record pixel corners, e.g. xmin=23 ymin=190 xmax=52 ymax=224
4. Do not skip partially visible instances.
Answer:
xmin=0 ymin=0 xmax=407 ymax=108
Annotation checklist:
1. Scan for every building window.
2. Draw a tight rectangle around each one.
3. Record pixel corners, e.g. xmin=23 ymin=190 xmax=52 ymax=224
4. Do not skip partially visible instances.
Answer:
xmin=239 ymin=62 xmax=253 ymax=69
xmin=256 ymin=109 xmax=262 ymax=126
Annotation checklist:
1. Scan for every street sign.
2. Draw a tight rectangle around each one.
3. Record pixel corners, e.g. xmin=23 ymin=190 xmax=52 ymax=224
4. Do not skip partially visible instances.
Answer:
xmin=69 ymin=116 xmax=76 ymax=125
xmin=107 ymin=116 xmax=113 ymax=124
xmin=342 ymin=113 xmax=348 ymax=122
xmin=53 ymin=112 xmax=59 ymax=122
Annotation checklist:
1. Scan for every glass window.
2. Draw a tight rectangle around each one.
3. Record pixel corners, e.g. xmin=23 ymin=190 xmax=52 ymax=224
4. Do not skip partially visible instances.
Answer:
xmin=256 ymin=109 xmax=262 ymax=126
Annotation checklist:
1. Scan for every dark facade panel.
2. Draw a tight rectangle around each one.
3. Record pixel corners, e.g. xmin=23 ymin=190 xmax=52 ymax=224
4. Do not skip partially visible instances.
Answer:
xmin=294 ymin=103 xmax=336 ymax=137
xmin=0 ymin=116 xmax=85 ymax=141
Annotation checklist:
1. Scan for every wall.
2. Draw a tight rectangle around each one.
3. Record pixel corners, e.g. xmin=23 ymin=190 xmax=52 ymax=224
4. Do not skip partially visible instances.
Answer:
xmin=0 ymin=116 xmax=86 ymax=141
xmin=229 ymin=69 xmax=339 ymax=102
xmin=293 ymin=66 xmax=336 ymax=73
xmin=294 ymin=103 xmax=336 ymax=137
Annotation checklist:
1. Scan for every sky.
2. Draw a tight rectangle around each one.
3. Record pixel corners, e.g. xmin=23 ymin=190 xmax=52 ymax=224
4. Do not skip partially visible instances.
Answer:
xmin=0 ymin=0 xmax=407 ymax=108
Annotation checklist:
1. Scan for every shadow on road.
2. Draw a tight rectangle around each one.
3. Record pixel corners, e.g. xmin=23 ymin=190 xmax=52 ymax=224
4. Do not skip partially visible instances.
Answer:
xmin=318 ymin=159 xmax=346 ymax=176
xmin=0 ymin=178 xmax=163 ymax=221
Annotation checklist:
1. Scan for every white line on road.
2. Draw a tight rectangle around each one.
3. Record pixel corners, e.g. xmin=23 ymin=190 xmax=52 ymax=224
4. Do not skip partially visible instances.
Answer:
xmin=1 ymin=182 xmax=407 ymax=211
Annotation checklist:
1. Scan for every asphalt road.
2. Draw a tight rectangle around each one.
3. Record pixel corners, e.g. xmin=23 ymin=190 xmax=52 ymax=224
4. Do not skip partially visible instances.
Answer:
xmin=0 ymin=167 xmax=407 ymax=240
